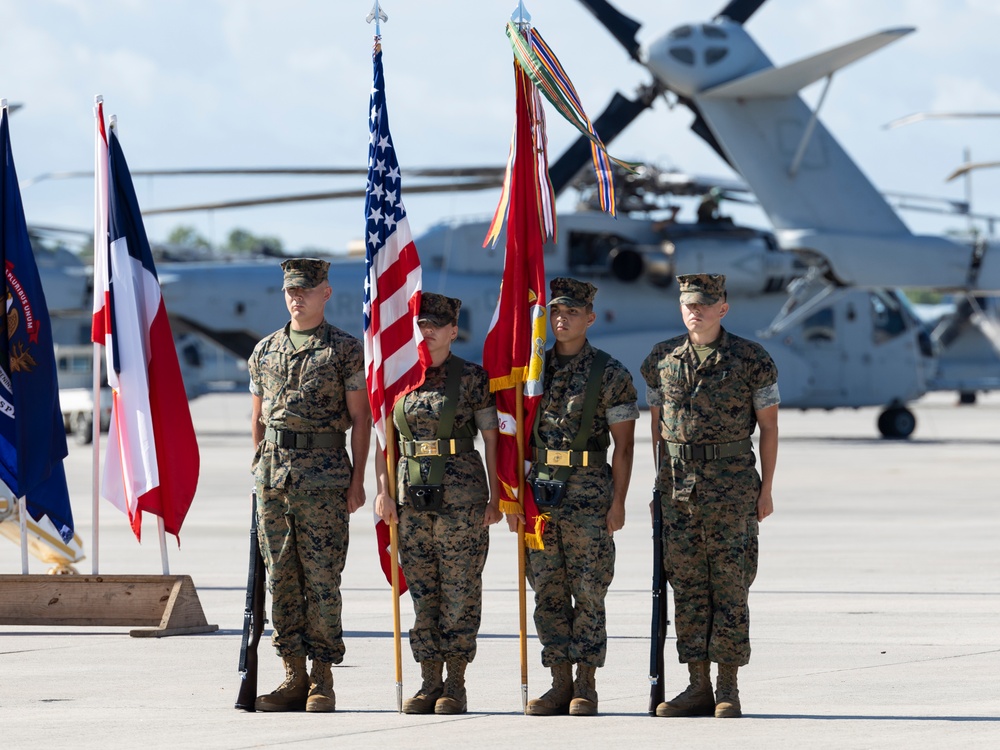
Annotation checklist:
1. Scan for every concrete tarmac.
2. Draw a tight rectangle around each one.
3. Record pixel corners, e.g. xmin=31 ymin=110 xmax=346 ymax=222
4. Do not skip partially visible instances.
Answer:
xmin=2 ymin=393 xmax=998 ymax=749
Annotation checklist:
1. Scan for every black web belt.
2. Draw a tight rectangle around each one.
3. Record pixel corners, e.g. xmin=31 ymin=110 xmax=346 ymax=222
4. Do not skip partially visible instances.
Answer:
xmin=664 ymin=437 xmax=752 ymax=461
xmin=532 ymin=448 xmax=607 ymax=468
xmin=264 ymin=427 xmax=346 ymax=450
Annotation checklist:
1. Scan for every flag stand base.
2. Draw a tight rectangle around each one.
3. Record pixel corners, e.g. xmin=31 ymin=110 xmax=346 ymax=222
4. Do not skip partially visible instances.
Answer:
xmin=0 ymin=574 xmax=219 ymax=638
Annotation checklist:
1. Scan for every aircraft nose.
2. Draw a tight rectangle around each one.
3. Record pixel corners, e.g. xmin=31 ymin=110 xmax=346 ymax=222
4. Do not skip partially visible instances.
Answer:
xmin=644 ymin=19 xmax=765 ymax=97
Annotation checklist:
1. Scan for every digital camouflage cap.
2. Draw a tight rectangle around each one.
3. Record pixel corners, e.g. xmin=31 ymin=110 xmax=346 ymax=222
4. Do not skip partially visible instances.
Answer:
xmin=281 ymin=258 xmax=330 ymax=289
xmin=418 ymin=292 xmax=461 ymax=326
xmin=677 ymin=273 xmax=726 ymax=305
xmin=549 ymin=277 xmax=597 ymax=307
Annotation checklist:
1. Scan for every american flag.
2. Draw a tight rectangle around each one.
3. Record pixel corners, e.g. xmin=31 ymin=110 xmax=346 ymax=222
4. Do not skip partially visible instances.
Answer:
xmin=363 ymin=39 xmax=429 ymax=453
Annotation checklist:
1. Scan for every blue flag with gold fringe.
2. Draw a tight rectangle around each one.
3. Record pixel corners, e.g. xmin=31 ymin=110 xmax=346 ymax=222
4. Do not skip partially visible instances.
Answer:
xmin=0 ymin=106 xmax=74 ymax=542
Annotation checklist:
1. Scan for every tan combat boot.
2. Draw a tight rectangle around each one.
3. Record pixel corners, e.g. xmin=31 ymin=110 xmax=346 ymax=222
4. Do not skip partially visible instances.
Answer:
xmin=434 ymin=659 xmax=468 ymax=714
xmin=568 ymin=664 xmax=598 ymax=716
xmin=255 ymin=655 xmax=309 ymax=712
xmin=525 ymin=663 xmax=573 ymax=716
xmin=305 ymin=658 xmax=336 ymax=713
xmin=714 ymin=664 xmax=742 ymax=718
xmin=403 ymin=660 xmax=443 ymax=714
xmin=655 ymin=660 xmax=715 ymax=717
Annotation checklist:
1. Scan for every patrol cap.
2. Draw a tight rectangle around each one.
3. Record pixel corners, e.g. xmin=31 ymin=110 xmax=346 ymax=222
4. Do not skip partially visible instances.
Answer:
xmin=677 ymin=273 xmax=726 ymax=305
xmin=418 ymin=292 xmax=461 ymax=326
xmin=281 ymin=258 xmax=330 ymax=289
xmin=549 ymin=277 xmax=597 ymax=308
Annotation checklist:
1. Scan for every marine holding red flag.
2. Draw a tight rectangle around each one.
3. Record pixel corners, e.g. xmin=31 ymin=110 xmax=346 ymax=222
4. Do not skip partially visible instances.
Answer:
xmin=0 ymin=104 xmax=75 ymax=543
xmin=92 ymin=109 xmax=199 ymax=542
xmin=489 ymin=20 xmax=639 ymax=719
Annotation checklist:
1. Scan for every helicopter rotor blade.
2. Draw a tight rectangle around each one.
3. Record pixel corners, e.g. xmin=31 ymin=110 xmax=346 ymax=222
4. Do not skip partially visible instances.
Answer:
xmin=25 ymin=165 xmax=505 ymax=187
xmin=576 ymin=0 xmax=643 ymax=61
xmin=140 ymin=178 xmax=503 ymax=216
xmin=714 ymin=0 xmax=769 ymax=25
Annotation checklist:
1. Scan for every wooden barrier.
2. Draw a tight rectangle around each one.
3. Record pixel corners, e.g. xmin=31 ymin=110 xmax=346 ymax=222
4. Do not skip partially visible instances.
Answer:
xmin=0 ymin=574 xmax=218 ymax=638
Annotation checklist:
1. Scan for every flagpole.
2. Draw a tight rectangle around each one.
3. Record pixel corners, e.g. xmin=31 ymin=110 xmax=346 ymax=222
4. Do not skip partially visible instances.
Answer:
xmin=157 ymin=517 xmax=170 ymax=575
xmin=18 ymin=496 xmax=29 ymax=573
xmin=92 ymin=94 xmax=104 ymax=576
xmin=90 ymin=342 xmax=101 ymax=574
xmin=385 ymin=418 xmax=403 ymax=713
xmin=515 ymin=382 xmax=528 ymax=713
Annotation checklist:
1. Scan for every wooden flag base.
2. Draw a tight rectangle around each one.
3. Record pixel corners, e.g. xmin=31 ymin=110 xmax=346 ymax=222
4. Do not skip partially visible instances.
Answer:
xmin=0 ymin=574 xmax=218 ymax=638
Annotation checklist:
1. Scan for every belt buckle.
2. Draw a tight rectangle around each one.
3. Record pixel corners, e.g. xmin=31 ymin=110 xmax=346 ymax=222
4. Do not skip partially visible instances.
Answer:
xmin=546 ymin=450 xmax=571 ymax=467
xmin=415 ymin=440 xmax=440 ymax=457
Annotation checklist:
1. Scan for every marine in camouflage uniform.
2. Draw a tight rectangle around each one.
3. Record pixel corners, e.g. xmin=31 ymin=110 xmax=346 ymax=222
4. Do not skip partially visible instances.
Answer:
xmin=374 ymin=293 xmax=502 ymax=715
xmin=641 ymin=273 xmax=779 ymax=719
xmin=249 ymin=258 xmax=372 ymax=713
xmin=523 ymin=278 xmax=638 ymax=717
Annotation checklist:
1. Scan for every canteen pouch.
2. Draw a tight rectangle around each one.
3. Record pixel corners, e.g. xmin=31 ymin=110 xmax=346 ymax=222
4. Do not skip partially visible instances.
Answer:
xmin=531 ymin=479 xmax=567 ymax=509
xmin=406 ymin=484 xmax=445 ymax=512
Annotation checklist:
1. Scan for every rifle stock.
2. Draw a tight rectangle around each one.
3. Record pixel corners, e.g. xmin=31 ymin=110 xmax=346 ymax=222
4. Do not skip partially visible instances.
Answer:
xmin=235 ymin=490 xmax=267 ymax=711
xmin=648 ymin=484 xmax=668 ymax=715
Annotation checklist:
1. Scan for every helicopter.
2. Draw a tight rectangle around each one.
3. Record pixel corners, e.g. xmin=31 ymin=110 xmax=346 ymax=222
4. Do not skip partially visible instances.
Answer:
xmin=25 ymin=0 xmax=1000 ymax=438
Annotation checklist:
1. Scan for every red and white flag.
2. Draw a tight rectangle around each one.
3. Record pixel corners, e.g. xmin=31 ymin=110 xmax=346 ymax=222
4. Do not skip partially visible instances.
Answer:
xmin=91 ymin=105 xmax=199 ymax=542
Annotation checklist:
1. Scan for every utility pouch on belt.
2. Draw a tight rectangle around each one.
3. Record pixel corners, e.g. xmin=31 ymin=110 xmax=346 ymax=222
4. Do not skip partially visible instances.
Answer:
xmin=531 ymin=479 xmax=567 ymax=509
xmin=532 ymin=349 xmax=611 ymax=491
xmin=406 ymin=484 xmax=445 ymax=512
xmin=393 ymin=355 xmax=472 ymax=512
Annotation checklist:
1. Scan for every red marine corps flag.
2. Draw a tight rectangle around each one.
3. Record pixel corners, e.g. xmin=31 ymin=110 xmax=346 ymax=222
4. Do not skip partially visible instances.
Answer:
xmin=91 ymin=104 xmax=200 ymax=543
xmin=482 ymin=58 xmax=550 ymax=549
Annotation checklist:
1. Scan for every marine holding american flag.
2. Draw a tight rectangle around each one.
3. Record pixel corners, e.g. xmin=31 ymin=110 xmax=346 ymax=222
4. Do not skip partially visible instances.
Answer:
xmin=374 ymin=293 xmax=503 ymax=715
xmin=248 ymin=258 xmax=373 ymax=713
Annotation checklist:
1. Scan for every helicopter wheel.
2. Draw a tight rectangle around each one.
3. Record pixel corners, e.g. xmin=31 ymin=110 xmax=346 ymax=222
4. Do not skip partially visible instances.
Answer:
xmin=958 ymin=391 xmax=977 ymax=405
xmin=877 ymin=406 xmax=916 ymax=439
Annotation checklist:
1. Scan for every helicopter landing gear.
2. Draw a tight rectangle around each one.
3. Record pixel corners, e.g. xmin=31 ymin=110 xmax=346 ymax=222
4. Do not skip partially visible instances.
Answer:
xmin=877 ymin=405 xmax=916 ymax=439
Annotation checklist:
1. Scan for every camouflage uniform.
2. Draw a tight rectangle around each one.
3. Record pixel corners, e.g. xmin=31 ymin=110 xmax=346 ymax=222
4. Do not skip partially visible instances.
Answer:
xmin=249 ymin=261 xmax=365 ymax=666
xmin=641 ymin=320 xmax=779 ymax=667
xmin=395 ymin=354 xmax=497 ymax=663
xmin=527 ymin=337 xmax=639 ymax=668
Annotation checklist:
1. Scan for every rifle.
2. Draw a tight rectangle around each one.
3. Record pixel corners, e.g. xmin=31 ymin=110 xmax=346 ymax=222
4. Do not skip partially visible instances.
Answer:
xmin=235 ymin=490 xmax=267 ymax=711
xmin=648 ymin=450 xmax=668 ymax=715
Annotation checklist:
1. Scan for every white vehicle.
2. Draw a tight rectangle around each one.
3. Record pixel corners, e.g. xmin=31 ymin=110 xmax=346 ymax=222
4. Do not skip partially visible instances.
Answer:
xmin=54 ymin=345 xmax=111 ymax=445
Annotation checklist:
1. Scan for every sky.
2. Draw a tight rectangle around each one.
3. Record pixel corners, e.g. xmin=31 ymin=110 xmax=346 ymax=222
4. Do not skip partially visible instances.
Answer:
xmin=3 ymin=0 xmax=1000 ymax=255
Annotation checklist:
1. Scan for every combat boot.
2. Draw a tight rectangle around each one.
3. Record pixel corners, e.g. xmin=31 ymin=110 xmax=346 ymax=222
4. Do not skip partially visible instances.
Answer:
xmin=434 ymin=659 xmax=467 ymax=714
xmin=255 ymin=655 xmax=309 ymax=712
xmin=714 ymin=664 xmax=742 ymax=718
xmin=403 ymin=660 xmax=443 ymax=714
xmin=525 ymin=663 xmax=573 ymax=716
xmin=569 ymin=664 xmax=598 ymax=716
xmin=305 ymin=658 xmax=336 ymax=713
xmin=655 ymin=660 xmax=715 ymax=717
